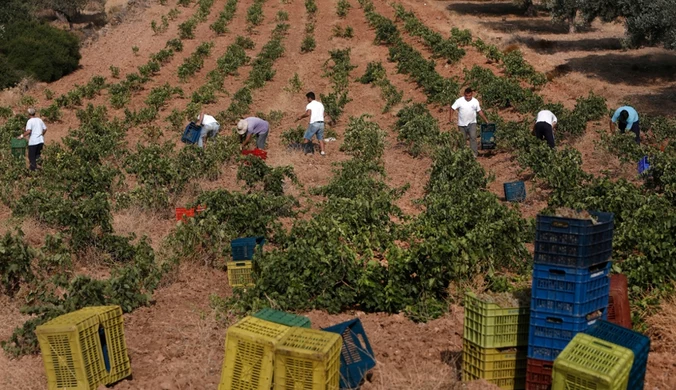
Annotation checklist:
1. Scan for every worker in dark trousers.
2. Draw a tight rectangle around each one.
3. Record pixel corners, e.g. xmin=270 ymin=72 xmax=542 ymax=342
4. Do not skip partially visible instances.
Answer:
xmin=610 ymin=106 xmax=640 ymax=144
xmin=533 ymin=109 xmax=557 ymax=148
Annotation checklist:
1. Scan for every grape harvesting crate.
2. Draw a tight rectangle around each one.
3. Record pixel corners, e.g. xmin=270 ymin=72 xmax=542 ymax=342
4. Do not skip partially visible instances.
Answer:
xmin=463 ymin=291 xmax=531 ymax=348
xmin=534 ymin=211 xmax=614 ymax=268
xmin=322 ymin=318 xmax=376 ymax=390
xmin=638 ymin=156 xmax=650 ymax=175
xmin=552 ymin=333 xmax=633 ymax=390
xmin=504 ymin=181 xmax=526 ymax=202
xmin=218 ymin=316 xmax=291 ymax=390
xmin=481 ymin=123 xmax=496 ymax=150
xmin=530 ymin=262 xmax=610 ymax=317
xmin=231 ymin=236 xmax=265 ymax=260
xmin=253 ymin=308 xmax=311 ymax=328
xmin=78 ymin=306 xmax=131 ymax=385
xmin=227 ymin=261 xmax=254 ymax=288
xmin=525 ymin=358 xmax=552 ymax=390
xmin=608 ymin=274 xmax=632 ymax=329
xmin=584 ymin=320 xmax=650 ymax=390
xmin=527 ymin=309 xmax=606 ymax=361
xmin=274 ymin=327 xmax=342 ymax=390
xmin=36 ymin=309 xmax=108 ymax=390
xmin=181 ymin=122 xmax=202 ymax=144
xmin=11 ymin=138 xmax=27 ymax=158
xmin=462 ymin=339 xmax=527 ymax=381
xmin=462 ymin=370 xmax=526 ymax=390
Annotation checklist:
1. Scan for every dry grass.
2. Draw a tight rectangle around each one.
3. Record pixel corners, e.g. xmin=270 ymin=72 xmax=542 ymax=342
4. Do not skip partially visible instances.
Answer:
xmin=646 ymin=297 xmax=676 ymax=353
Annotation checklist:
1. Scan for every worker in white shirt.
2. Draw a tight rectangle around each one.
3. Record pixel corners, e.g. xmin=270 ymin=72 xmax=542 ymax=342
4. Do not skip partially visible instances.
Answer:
xmin=450 ymin=88 xmax=489 ymax=157
xmin=196 ymin=112 xmax=220 ymax=149
xmin=295 ymin=92 xmax=330 ymax=156
xmin=19 ymin=108 xmax=47 ymax=171
xmin=533 ymin=110 xmax=557 ymax=149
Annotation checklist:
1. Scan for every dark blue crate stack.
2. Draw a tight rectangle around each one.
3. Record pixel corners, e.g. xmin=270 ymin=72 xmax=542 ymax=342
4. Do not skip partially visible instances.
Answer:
xmin=322 ymin=318 xmax=376 ymax=390
xmin=584 ymin=320 xmax=650 ymax=390
xmin=527 ymin=212 xmax=614 ymax=366
xmin=230 ymin=236 xmax=265 ymax=260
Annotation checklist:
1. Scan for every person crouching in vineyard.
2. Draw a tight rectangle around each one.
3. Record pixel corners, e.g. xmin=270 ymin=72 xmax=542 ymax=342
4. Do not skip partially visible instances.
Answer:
xmin=533 ymin=109 xmax=557 ymax=148
xmin=237 ymin=117 xmax=270 ymax=150
xmin=609 ymin=105 xmax=640 ymax=144
xmin=450 ymin=88 xmax=489 ymax=157
xmin=196 ymin=112 xmax=220 ymax=149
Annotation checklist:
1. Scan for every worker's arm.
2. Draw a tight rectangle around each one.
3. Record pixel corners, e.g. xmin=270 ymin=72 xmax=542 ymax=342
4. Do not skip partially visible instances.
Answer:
xmin=608 ymin=118 xmax=615 ymax=133
xmin=449 ymin=107 xmax=455 ymax=124
xmin=20 ymin=129 xmax=30 ymax=139
xmin=478 ymin=109 xmax=489 ymax=123
xmin=241 ymin=133 xmax=252 ymax=148
xmin=196 ymin=113 xmax=203 ymax=126
xmin=552 ymin=122 xmax=558 ymax=132
xmin=296 ymin=109 xmax=311 ymax=122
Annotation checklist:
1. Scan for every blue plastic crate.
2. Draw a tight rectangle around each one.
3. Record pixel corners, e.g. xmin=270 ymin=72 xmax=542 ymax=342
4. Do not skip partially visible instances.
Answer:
xmin=230 ymin=237 xmax=265 ymax=260
xmin=534 ymin=211 xmax=614 ymax=268
xmin=181 ymin=122 xmax=202 ymax=144
xmin=584 ymin=320 xmax=650 ymax=390
xmin=503 ymin=181 xmax=526 ymax=202
xmin=481 ymin=123 xmax=496 ymax=150
xmin=322 ymin=318 xmax=376 ymax=390
xmin=638 ymin=156 xmax=650 ymax=175
xmin=531 ymin=263 xmax=610 ymax=317
xmin=527 ymin=309 xmax=607 ymax=361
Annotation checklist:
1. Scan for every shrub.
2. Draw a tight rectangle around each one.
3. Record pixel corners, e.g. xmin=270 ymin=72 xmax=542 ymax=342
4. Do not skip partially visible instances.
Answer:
xmin=300 ymin=35 xmax=316 ymax=53
xmin=41 ymin=103 xmax=62 ymax=123
xmin=337 ymin=0 xmax=351 ymax=17
xmin=109 ymin=65 xmax=120 ymax=78
xmin=44 ymin=89 xmax=54 ymax=100
xmin=332 ymin=25 xmax=354 ymax=38
xmin=166 ymin=38 xmax=184 ymax=52
xmin=178 ymin=18 xmax=198 ymax=39
xmin=276 ymin=10 xmax=289 ymax=21
xmin=0 ymin=22 xmax=80 ymax=88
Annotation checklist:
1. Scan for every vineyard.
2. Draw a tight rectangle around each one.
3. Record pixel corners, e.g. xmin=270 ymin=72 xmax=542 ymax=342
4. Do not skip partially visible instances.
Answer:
xmin=1 ymin=0 xmax=676 ymax=389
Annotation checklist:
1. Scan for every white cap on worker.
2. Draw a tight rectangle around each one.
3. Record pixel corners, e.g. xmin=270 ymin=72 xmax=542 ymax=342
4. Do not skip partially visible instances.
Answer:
xmin=237 ymin=119 xmax=248 ymax=135
xmin=27 ymin=108 xmax=36 ymax=115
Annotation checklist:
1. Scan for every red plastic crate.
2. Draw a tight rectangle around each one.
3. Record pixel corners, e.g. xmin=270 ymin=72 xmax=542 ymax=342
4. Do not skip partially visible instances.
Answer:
xmin=241 ymin=148 xmax=268 ymax=160
xmin=175 ymin=205 xmax=206 ymax=221
xmin=608 ymin=274 xmax=632 ymax=329
xmin=526 ymin=358 xmax=552 ymax=390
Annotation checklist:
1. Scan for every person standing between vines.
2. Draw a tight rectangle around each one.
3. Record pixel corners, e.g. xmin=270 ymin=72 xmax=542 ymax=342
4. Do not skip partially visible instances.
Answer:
xmin=237 ymin=117 xmax=270 ymax=150
xmin=195 ymin=112 xmax=220 ymax=149
xmin=450 ymin=88 xmax=488 ymax=157
xmin=609 ymin=105 xmax=640 ymax=144
xmin=19 ymin=108 xmax=47 ymax=171
xmin=533 ymin=109 xmax=558 ymax=148
xmin=295 ymin=91 xmax=328 ymax=156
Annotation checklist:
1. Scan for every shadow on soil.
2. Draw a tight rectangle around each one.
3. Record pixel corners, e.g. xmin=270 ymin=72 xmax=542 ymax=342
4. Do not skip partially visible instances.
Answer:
xmin=515 ymin=36 xmax=623 ymax=53
xmin=446 ymin=1 xmax=530 ymax=17
xmin=440 ymin=350 xmax=463 ymax=380
xmin=564 ymin=52 xmax=676 ymax=84
xmin=483 ymin=19 xmax=573 ymax=35
xmin=625 ymin=86 xmax=676 ymax=117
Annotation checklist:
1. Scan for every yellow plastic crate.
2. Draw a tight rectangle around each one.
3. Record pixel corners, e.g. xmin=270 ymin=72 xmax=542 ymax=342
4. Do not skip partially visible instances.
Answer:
xmin=219 ymin=316 xmax=292 ymax=390
xmin=227 ymin=260 xmax=254 ymax=287
xmin=552 ymin=333 xmax=633 ymax=390
xmin=79 ymin=306 xmax=132 ymax=384
xmin=462 ymin=339 xmax=527 ymax=381
xmin=36 ymin=310 xmax=107 ymax=390
xmin=274 ymin=327 xmax=342 ymax=390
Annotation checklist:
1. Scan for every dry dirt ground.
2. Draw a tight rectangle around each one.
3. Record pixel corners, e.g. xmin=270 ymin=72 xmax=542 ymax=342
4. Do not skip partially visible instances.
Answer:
xmin=1 ymin=0 xmax=676 ymax=389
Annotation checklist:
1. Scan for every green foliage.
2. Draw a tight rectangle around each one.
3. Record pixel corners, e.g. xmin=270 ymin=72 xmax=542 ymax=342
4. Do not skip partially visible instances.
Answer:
xmin=44 ymin=89 xmax=54 ymax=101
xmin=473 ymin=38 xmax=503 ymax=63
xmin=150 ymin=49 xmax=175 ymax=64
xmin=319 ymin=49 xmax=357 ymax=123
xmin=276 ymin=10 xmax=289 ymax=21
xmin=178 ymin=0 xmax=192 ymax=6
xmin=305 ymin=0 xmax=318 ymax=15
xmin=19 ymin=95 xmax=37 ymax=108
xmin=464 ymin=65 xmax=542 ymax=112
xmin=0 ymin=231 xmax=34 ymax=297
xmin=285 ymin=73 xmax=303 ymax=93
xmin=151 ymin=16 xmax=169 ymax=34
xmin=502 ymin=49 xmax=547 ymax=87
xmin=166 ymin=38 xmax=184 ymax=52
xmin=167 ymin=7 xmax=181 ymax=20
xmin=145 ymin=83 xmax=183 ymax=111
xmin=300 ymin=35 xmax=316 ymax=53
xmin=450 ymin=27 xmax=473 ymax=46
xmin=110 ymin=65 xmax=120 ymax=78
xmin=132 ymin=46 xmax=140 ymax=55
xmin=236 ymin=36 xmax=256 ymax=49
xmin=191 ymin=84 xmax=217 ymax=104
xmin=246 ymin=0 xmax=266 ymax=26
xmin=358 ymin=61 xmax=403 ymax=113
xmin=340 ymin=115 xmax=386 ymax=161
xmin=337 ymin=0 xmax=351 ymax=17
xmin=332 ymin=25 xmax=354 ymax=38
xmin=41 ymin=103 xmax=62 ymax=123
xmin=0 ymin=106 xmax=12 ymax=119
xmin=211 ymin=0 xmax=237 ymax=34
xmin=0 ymin=21 xmax=81 ymax=88
xmin=178 ymin=42 xmax=215 ymax=81
xmin=178 ymin=17 xmax=198 ymax=39
xmin=195 ymin=0 xmax=215 ymax=22
xmin=237 ymin=156 xmax=297 ymax=195
xmin=395 ymin=103 xmax=440 ymax=157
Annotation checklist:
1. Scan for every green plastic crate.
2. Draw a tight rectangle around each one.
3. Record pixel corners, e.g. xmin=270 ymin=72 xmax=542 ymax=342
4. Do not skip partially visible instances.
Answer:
xmin=253 ymin=308 xmax=311 ymax=328
xmin=11 ymin=138 xmax=27 ymax=158
xmin=553 ymin=333 xmax=633 ymax=390
xmin=463 ymin=291 xmax=530 ymax=348
xmin=462 ymin=338 xmax=527 ymax=381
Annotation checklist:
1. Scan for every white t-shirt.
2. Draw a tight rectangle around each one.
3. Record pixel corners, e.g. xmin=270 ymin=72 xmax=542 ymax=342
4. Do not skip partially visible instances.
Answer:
xmin=26 ymin=117 xmax=47 ymax=146
xmin=201 ymin=114 xmax=218 ymax=126
xmin=536 ymin=110 xmax=557 ymax=125
xmin=451 ymin=97 xmax=482 ymax=127
xmin=306 ymin=100 xmax=325 ymax=124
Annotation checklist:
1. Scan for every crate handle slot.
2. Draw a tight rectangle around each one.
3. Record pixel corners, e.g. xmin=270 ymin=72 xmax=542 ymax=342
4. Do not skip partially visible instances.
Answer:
xmin=546 ymin=317 xmax=563 ymax=324
xmin=234 ymin=262 xmax=247 ymax=266
xmin=548 ymin=269 xmax=566 ymax=276
xmin=543 ymin=363 xmax=553 ymax=370
xmin=551 ymin=221 xmax=569 ymax=228
xmin=588 ymin=262 xmax=608 ymax=273
xmin=591 ymin=340 xmax=614 ymax=349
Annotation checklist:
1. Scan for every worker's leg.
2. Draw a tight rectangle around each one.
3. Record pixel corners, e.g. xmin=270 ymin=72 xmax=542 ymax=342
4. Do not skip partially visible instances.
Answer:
xmin=303 ymin=124 xmax=317 ymax=154
xmin=35 ymin=143 xmax=44 ymax=165
xmin=256 ymin=131 xmax=268 ymax=149
xmin=28 ymin=144 xmax=38 ymax=171
xmin=543 ymin=124 xmax=556 ymax=148
xmin=468 ymin=123 xmax=478 ymax=157
xmin=631 ymin=121 xmax=640 ymax=144
xmin=316 ymin=123 xmax=326 ymax=155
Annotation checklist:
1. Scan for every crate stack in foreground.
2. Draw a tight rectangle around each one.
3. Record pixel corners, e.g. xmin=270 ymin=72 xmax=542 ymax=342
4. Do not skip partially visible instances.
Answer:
xmin=35 ymin=305 xmax=131 ymax=390
xmin=526 ymin=211 xmax=614 ymax=390
xmin=219 ymin=308 xmax=376 ymax=390
xmin=226 ymin=236 xmax=265 ymax=288
xmin=462 ymin=291 xmax=531 ymax=389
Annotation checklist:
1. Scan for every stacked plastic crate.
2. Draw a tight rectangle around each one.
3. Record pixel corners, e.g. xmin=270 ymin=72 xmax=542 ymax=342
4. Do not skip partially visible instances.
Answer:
xmin=227 ymin=236 xmax=265 ymax=288
xmin=462 ymin=291 xmax=531 ymax=389
xmin=526 ymin=211 xmax=614 ymax=390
